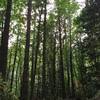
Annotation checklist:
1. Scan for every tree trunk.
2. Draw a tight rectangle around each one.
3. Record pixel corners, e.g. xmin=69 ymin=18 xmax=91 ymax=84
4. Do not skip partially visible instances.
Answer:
xmin=0 ymin=0 xmax=12 ymax=80
xmin=69 ymin=17 xmax=75 ymax=97
xmin=51 ymin=33 xmax=56 ymax=100
xmin=20 ymin=0 xmax=32 ymax=99
xmin=58 ymin=16 xmax=66 ymax=99
xmin=10 ymin=31 xmax=19 ymax=91
xmin=15 ymin=46 xmax=22 ymax=94
xmin=6 ymin=49 xmax=12 ymax=80
xmin=30 ymin=8 xmax=42 ymax=100
xmin=42 ymin=0 xmax=47 ymax=99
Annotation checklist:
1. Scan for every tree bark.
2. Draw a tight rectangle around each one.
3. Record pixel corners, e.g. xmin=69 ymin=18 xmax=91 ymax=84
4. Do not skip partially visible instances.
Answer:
xmin=0 ymin=0 xmax=12 ymax=80
xmin=20 ymin=0 xmax=32 ymax=99
xmin=10 ymin=30 xmax=19 ymax=91
xmin=42 ymin=0 xmax=47 ymax=99
xmin=30 ymin=8 xmax=42 ymax=100
xmin=58 ymin=16 xmax=66 ymax=99
xmin=69 ymin=17 xmax=75 ymax=97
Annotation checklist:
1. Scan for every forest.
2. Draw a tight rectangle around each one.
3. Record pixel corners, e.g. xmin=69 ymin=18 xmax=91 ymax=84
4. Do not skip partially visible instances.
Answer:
xmin=0 ymin=0 xmax=100 ymax=100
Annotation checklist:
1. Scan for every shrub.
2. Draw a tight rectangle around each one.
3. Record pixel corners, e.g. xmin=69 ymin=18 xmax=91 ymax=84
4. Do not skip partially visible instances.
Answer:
xmin=0 ymin=76 xmax=18 ymax=100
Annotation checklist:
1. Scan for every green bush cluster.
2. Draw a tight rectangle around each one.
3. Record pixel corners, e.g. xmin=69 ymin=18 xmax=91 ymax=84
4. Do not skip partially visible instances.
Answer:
xmin=0 ymin=76 xmax=18 ymax=100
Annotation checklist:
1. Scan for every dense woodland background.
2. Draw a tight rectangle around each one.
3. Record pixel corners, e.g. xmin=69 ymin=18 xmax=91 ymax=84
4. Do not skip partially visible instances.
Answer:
xmin=0 ymin=0 xmax=100 ymax=100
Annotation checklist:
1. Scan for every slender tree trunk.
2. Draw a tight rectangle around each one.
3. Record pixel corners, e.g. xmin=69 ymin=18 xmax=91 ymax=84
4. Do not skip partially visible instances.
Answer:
xmin=15 ymin=44 xmax=22 ymax=94
xmin=58 ymin=16 xmax=66 ymax=99
xmin=63 ymin=18 xmax=71 ymax=96
xmin=30 ymin=8 xmax=42 ymax=100
xmin=6 ymin=49 xmax=12 ymax=80
xmin=37 ymin=55 xmax=42 ymax=100
xmin=20 ymin=0 xmax=32 ymax=99
xmin=69 ymin=17 xmax=75 ymax=97
xmin=51 ymin=33 xmax=56 ymax=100
xmin=42 ymin=0 xmax=47 ymax=99
xmin=0 ymin=0 xmax=12 ymax=80
xmin=10 ymin=31 xmax=19 ymax=91
xmin=30 ymin=20 xmax=35 ymax=100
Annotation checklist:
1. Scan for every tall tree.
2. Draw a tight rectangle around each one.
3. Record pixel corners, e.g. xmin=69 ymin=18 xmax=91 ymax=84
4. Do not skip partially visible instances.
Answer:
xmin=58 ymin=16 xmax=66 ymax=99
xmin=42 ymin=0 xmax=47 ymax=99
xmin=74 ymin=0 xmax=100 ymax=98
xmin=20 ymin=0 xmax=32 ymax=99
xmin=69 ymin=17 xmax=75 ymax=97
xmin=10 ymin=28 xmax=20 ymax=91
xmin=0 ymin=0 xmax=12 ymax=79
xmin=30 ymin=6 xmax=43 ymax=100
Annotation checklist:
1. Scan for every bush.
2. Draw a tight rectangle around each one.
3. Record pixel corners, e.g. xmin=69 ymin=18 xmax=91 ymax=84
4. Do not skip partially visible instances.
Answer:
xmin=0 ymin=76 xmax=18 ymax=100
xmin=89 ymin=90 xmax=100 ymax=100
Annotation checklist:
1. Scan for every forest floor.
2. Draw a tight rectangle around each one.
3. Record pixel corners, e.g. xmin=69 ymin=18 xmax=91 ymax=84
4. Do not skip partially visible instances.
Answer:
xmin=64 ymin=91 xmax=100 ymax=100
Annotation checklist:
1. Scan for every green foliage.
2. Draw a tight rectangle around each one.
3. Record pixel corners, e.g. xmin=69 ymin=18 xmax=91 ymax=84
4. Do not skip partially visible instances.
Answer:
xmin=74 ymin=0 xmax=100 ymax=99
xmin=0 ymin=0 xmax=6 ymax=9
xmin=0 ymin=76 xmax=18 ymax=100
xmin=1 ymin=0 xmax=99 ymax=99
xmin=55 ymin=0 xmax=79 ymax=16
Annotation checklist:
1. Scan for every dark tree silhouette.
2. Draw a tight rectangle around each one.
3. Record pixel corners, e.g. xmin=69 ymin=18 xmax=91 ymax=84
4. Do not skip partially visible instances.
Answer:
xmin=0 ymin=0 xmax=12 ymax=79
